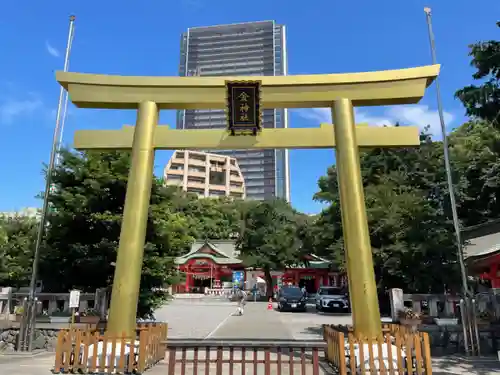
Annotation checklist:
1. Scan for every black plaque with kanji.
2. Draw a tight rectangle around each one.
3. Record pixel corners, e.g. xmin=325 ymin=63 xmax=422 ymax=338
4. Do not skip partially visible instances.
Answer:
xmin=226 ymin=80 xmax=262 ymax=135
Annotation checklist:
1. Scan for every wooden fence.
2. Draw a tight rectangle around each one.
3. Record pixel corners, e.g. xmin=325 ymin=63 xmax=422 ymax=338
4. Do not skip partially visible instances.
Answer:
xmin=323 ymin=324 xmax=432 ymax=374
xmin=165 ymin=339 xmax=327 ymax=375
xmin=53 ymin=323 xmax=167 ymax=374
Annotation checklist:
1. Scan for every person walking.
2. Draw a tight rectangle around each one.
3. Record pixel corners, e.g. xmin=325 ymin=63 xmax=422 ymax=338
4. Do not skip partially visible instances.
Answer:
xmin=235 ymin=286 xmax=248 ymax=316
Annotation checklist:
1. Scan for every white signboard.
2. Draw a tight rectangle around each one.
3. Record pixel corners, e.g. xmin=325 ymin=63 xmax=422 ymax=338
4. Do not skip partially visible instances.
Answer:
xmin=69 ymin=290 xmax=81 ymax=309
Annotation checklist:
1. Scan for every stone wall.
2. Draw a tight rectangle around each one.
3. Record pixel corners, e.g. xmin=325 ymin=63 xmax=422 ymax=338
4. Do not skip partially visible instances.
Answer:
xmin=0 ymin=328 xmax=59 ymax=352
xmin=421 ymin=324 xmax=500 ymax=355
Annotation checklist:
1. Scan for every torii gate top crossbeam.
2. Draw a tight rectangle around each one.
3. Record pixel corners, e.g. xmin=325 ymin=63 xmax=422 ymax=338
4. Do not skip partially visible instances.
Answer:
xmin=56 ymin=64 xmax=440 ymax=110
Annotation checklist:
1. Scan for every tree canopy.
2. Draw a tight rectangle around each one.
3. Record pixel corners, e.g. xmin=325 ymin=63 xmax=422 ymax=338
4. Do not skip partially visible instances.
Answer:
xmin=304 ymin=133 xmax=459 ymax=293
xmin=302 ymin=23 xmax=500 ymax=294
xmin=237 ymin=199 xmax=305 ymax=295
xmin=31 ymin=149 xmax=259 ymax=316
xmin=455 ymin=22 xmax=500 ymax=124
xmin=0 ymin=215 xmax=38 ymax=289
xmin=37 ymin=150 xmax=195 ymax=317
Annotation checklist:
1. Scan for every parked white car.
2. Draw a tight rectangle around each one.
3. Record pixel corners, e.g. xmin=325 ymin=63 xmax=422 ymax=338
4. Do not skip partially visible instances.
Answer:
xmin=315 ymin=286 xmax=350 ymax=313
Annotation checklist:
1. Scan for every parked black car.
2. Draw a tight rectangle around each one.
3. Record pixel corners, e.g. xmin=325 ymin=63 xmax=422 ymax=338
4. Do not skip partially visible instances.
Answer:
xmin=277 ymin=286 xmax=307 ymax=312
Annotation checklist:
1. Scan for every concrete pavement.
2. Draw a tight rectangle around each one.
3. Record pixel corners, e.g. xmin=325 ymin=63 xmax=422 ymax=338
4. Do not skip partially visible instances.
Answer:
xmin=278 ymin=309 xmax=352 ymax=340
xmin=432 ymin=355 xmax=500 ymax=374
xmin=0 ymin=352 xmax=54 ymax=375
xmin=191 ymin=302 xmax=500 ymax=373
xmin=154 ymin=298 xmax=236 ymax=338
xmin=209 ymin=303 xmax=294 ymax=339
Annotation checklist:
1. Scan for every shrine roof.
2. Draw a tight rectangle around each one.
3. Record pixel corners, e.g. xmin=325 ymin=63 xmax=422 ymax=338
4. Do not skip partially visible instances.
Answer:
xmin=175 ymin=240 xmax=242 ymax=265
xmin=462 ymin=219 xmax=500 ymax=262
xmin=288 ymin=254 xmax=331 ymax=269
xmin=175 ymin=240 xmax=331 ymax=268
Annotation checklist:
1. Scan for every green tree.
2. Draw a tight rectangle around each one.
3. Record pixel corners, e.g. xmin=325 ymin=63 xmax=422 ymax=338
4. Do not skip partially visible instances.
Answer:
xmin=0 ymin=215 xmax=38 ymax=288
xmin=449 ymin=120 xmax=500 ymax=226
xmin=40 ymin=150 xmax=193 ymax=317
xmin=455 ymin=22 xmax=500 ymax=124
xmin=178 ymin=196 xmax=242 ymax=240
xmin=310 ymin=132 xmax=460 ymax=294
xmin=236 ymin=199 xmax=303 ymax=296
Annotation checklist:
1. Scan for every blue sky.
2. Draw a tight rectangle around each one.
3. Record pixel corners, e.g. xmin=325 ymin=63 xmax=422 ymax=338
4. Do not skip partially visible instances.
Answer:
xmin=0 ymin=0 xmax=498 ymax=214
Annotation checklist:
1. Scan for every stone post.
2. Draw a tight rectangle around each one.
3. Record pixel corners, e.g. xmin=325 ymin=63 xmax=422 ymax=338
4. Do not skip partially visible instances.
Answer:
xmin=389 ymin=288 xmax=404 ymax=321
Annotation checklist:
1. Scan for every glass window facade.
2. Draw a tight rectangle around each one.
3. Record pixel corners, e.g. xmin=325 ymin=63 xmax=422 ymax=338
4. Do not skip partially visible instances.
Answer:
xmin=177 ymin=21 xmax=290 ymax=201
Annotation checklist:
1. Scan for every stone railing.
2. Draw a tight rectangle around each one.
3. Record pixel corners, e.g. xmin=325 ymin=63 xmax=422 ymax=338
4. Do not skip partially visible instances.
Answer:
xmin=205 ymin=288 xmax=232 ymax=297
xmin=404 ymin=292 xmax=500 ymax=318
xmin=404 ymin=293 xmax=459 ymax=317
xmin=0 ymin=287 xmax=109 ymax=319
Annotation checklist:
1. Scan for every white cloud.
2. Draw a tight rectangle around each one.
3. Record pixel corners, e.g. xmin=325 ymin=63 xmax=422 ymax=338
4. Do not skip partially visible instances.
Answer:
xmin=301 ymin=108 xmax=393 ymax=127
xmin=45 ymin=41 xmax=60 ymax=58
xmin=0 ymin=98 xmax=43 ymax=124
xmin=296 ymin=105 xmax=455 ymax=139
xmin=385 ymin=106 xmax=454 ymax=139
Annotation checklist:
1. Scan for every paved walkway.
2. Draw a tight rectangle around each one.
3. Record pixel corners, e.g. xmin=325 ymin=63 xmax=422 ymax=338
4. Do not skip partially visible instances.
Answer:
xmin=278 ymin=309 xmax=352 ymax=340
xmin=432 ymin=355 xmax=500 ymax=374
xmin=0 ymin=352 xmax=54 ymax=375
xmin=154 ymin=298 xmax=235 ymax=338
xmin=209 ymin=303 xmax=293 ymax=339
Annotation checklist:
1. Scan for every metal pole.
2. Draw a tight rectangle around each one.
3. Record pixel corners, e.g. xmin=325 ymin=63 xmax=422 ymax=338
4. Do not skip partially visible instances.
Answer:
xmin=459 ymin=299 xmax=470 ymax=355
xmin=424 ymin=7 xmax=470 ymax=297
xmin=55 ymin=23 xmax=76 ymax=167
xmin=55 ymin=89 xmax=71 ymax=166
xmin=25 ymin=15 xmax=76 ymax=351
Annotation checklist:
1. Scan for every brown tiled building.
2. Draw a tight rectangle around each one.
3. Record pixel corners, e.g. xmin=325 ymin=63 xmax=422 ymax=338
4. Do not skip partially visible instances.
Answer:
xmin=163 ymin=150 xmax=245 ymax=199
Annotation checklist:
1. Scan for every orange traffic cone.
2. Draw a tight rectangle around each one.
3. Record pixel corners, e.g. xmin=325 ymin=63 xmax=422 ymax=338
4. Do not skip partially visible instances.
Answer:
xmin=267 ymin=298 xmax=273 ymax=310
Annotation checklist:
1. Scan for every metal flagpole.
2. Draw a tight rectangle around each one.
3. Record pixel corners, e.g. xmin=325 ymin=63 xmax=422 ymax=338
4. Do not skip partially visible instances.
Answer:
xmin=24 ymin=15 xmax=76 ymax=352
xmin=423 ymin=8 xmax=470 ymax=297
xmin=55 ymin=85 xmax=71 ymax=166
xmin=55 ymin=22 xmax=76 ymax=167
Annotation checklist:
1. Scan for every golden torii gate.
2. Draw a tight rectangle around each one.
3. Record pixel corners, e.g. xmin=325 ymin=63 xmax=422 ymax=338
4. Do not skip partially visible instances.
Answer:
xmin=57 ymin=64 xmax=439 ymax=338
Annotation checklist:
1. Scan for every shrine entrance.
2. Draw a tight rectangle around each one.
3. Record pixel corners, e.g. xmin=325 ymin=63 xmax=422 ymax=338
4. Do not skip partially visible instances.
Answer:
xmin=191 ymin=276 xmax=212 ymax=293
xmin=57 ymin=64 xmax=440 ymax=338
xmin=175 ymin=240 xmax=244 ymax=293
xmin=299 ymin=277 xmax=316 ymax=294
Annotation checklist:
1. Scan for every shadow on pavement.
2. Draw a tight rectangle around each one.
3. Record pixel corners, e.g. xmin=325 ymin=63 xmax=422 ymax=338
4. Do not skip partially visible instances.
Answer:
xmin=315 ymin=312 xmax=352 ymax=317
xmin=432 ymin=355 xmax=500 ymax=375
xmin=301 ymin=326 xmax=324 ymax=337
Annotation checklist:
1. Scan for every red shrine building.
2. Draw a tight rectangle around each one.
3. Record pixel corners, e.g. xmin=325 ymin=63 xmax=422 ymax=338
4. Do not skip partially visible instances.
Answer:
xmin=174 ymin=240 xmax=345 ymax=294
xmin=463 ymin=219 xmax=500 ymax=290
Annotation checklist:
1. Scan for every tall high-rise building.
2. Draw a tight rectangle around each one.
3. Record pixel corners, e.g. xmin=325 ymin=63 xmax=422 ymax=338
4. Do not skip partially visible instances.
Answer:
xmin=177 ymin=20 xmax=290 ymax=201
